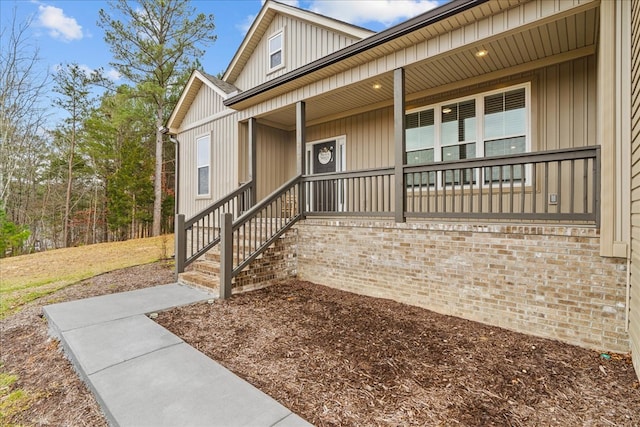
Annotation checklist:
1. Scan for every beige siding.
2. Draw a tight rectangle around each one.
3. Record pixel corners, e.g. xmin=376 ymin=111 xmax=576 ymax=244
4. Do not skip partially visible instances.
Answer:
xmin=306 ymin=107 xmax=395 ymax=171
xmin=236 ymin=0 xmax=596 ymax=121
xmin=181 ymin=82 xmax=227 ymax=128
xmin=302 ymin=57 xmax=596 ymax=173
xmin=234 ymin=13 xmax=363 ymax=91
xmin=256 ymin=124 xmax=296 ymax=199
xmin=178 ymin=114 xmax=239 ymax=218
xmin=630 ymin=0 xmax=640 ymax=380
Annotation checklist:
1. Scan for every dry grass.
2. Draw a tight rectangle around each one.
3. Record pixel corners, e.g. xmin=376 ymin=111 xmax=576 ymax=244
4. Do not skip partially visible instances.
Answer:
xmin=0 ymin=235 xmax=174 ymax=318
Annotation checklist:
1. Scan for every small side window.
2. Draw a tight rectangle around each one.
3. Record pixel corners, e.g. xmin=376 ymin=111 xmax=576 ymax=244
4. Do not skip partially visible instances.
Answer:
xmin=196 ymin=135 xmax=210 ymax=196
xmin=268 ymin=31 xmax=283 ymax=71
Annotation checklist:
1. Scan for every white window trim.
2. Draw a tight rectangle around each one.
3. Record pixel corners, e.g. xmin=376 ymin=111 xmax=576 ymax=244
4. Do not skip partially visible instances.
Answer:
xmin=267 ymin=29 xmax=285 ymax=73
xmin=196 ymin=133 xmax=211 ymax=199
xmin=406 ymin=82 xmax=531 ymax=189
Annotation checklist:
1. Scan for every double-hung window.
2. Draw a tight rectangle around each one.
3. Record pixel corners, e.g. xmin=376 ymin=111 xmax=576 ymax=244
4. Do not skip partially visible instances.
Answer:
xmin=405 ymin=83 xmax=529 ymax=187
xmin=268 ymin=30 xmax=284 ymax=71
xmin=196 ymin=135 xmax=210 ymax=197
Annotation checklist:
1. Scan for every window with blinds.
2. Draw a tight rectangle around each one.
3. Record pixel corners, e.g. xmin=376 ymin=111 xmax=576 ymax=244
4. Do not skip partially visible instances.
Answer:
xmin=404 ymin=83 xmax=529 ymax=186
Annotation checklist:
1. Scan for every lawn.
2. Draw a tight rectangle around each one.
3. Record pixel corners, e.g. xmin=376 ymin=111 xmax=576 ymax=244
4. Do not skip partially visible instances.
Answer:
xmin=0 ymin=235 xmax=174 ymax=318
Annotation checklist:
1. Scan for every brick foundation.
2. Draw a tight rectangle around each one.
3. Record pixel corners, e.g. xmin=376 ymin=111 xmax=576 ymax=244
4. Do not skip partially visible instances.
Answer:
xmin=294 ymin=219 xmax=628 ymax=352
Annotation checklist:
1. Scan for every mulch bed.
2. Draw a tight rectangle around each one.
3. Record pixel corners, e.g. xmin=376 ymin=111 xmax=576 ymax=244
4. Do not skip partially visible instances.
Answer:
xmin=2 ymin=264 xmax=639 ymax=426
xmin=157 ymin=280 xmax=640 ymax=427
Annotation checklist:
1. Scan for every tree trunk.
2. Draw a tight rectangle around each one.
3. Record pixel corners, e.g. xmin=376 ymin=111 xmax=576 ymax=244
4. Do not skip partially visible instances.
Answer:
xmin=152 ymin=104 xmax=164 ymax=236
xmin=63 ymin=125 xmax=76 ymax=247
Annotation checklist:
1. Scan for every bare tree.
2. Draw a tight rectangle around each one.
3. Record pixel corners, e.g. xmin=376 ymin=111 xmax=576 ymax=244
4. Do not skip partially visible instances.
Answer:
xmin=98 ymin=0 xmax=216 ymax=236
xmin=0 ymin=9 xmax=49 ymax=220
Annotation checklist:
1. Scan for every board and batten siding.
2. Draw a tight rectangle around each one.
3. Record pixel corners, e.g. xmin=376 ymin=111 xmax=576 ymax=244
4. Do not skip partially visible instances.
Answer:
xmin=301 ymin=57 xmax=596 ymax=173
xmin=235 ymin=0 xmax=596 ymax=122
xmin=629 ymin=0 xmax=640 ymax=381
xmin=255 ymin=124 xmax=297 ymax=199
xmin=177 ymin=82 xmax=239 ymax=218
xmin=181 ymin=81 xmax=228 ymax=127
xmin=233 ymin=13 xmax=363 ymax=91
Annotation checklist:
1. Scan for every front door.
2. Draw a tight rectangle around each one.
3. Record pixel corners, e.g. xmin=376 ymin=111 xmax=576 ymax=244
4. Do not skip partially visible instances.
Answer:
xmin=306 ymin=137 xmax=345 ymax=212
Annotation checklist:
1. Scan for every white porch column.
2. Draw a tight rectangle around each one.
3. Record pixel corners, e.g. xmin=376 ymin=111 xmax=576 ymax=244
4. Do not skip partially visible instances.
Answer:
xmin=296 ymin=101 xmax=306 ymax=218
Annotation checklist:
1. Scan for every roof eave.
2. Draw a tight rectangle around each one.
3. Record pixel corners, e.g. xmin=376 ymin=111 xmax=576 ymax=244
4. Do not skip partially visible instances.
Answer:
xmin=224 ymin=0 xmax=490 ymax=108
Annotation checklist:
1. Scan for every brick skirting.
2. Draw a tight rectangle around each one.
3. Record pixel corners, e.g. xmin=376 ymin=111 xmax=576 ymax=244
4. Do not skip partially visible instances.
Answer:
xmin=294 ymin=219 xmax=628 ymax=352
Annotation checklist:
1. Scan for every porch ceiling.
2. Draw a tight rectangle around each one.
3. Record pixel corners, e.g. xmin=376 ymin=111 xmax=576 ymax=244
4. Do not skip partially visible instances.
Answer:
xmin=259 ymin=3 xmax=598 ymax=130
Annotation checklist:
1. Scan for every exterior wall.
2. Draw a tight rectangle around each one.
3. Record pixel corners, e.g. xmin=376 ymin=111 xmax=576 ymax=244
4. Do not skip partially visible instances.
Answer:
xmin=236 ymin=0 xmax=596 ymax=121
xmin=256 ymin=124 xmax=296 ymax=199
xmin=296 ymin=219 xmax=629 ymax=352
xmin=181 ymin=82 xmax=227 ymax=125
xmin=302 ymin=57 xmax=596 ymax=173
xmin=234 ymin=13 xmax=363 ymax=91
xmin=177 ymin=83 xmax=239 ymax=218
xmin=629 ymin=0 xmax=640 ymax=379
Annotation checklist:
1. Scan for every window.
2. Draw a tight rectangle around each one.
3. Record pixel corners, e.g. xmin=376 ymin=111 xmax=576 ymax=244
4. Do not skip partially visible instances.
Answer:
xmin=196 ymin=135 xmax=210 ymax=196
xmin=405 ymin=83 xmax=529 ymax=186
xmin=268 ymin=31 xmax=283 ymax=71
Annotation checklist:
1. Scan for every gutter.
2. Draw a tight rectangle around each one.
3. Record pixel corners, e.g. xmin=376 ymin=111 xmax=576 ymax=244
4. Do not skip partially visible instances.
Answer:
xmin=224 ymin=0 xmax=490 ymax=107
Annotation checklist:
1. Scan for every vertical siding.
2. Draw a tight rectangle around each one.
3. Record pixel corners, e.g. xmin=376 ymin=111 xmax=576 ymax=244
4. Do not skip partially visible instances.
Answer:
xmin=301 ymin=57 xmax=596 ymax=175
xmin=629 ymin=0 xmax=640 ymax=380
xmin=234 ymin=14 xmax=362 ymax=90
xmin=306 ymin=106 xmax=395 ymax=171
xmin=535 ymin=56 xmax=597 ymax=150
xmin=178 ymin=113 xmax=239 ymax=218
xmin=182 ymin=82 xmax=227 ymax=124
xmin=256 ymin=124 xmax=296 ymax=199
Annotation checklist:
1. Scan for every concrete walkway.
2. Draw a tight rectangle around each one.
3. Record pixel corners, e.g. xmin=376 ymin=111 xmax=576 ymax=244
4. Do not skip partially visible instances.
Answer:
xmin=43 ymin=284 xmax=311 ymax=427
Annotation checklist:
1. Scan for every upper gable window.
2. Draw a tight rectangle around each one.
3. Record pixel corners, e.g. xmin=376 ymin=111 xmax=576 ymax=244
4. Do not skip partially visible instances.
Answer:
xmin=268 ymin=30 xmax=284 ymax=71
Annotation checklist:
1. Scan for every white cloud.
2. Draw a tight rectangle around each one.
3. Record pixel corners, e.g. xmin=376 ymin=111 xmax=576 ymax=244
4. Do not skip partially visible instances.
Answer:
xmin=309 ymin=0 xmax=440 ymax=27
xmin=37 ymin=5 xmax=83 ymax=42
xmin=105 ymin=68 xmax=122 ymax=82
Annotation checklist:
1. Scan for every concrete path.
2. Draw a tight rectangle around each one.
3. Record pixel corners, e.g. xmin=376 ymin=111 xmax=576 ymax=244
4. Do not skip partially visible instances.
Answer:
xmin=43 ymin=284 xmax=311 ymax=427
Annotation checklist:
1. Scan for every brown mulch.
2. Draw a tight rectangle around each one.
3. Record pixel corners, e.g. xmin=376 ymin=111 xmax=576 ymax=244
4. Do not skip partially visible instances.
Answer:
xmin=157 ymin=280 xmax=640 ymax=427
xmin=2 ymin=263 xmax=639 ymax=426
xmin=0 ymin=262 xmax=174 ymax=427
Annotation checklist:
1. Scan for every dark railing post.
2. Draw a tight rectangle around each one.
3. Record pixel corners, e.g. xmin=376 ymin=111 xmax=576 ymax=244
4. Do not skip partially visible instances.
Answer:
xmin=248 ymin=117 xmax=257 ymax=209
xmin=175 ymin=214 xmax=186 ymax=278
xmin=394 ymin=67 xmax=406 ymax=223
xmin=219 ymin=212 xmax=233 ymax=299
xmin=297 ymin=101 xmax=306 ymax=219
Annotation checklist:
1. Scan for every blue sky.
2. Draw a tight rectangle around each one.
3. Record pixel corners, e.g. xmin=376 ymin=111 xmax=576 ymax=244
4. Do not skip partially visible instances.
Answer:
xmin=0 ymin=0 xmax=443 ymax=123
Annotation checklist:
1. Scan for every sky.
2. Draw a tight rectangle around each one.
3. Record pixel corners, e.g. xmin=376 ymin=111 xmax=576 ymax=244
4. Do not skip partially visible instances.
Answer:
xmin=0 ymin=0 xmax=444 ymax=123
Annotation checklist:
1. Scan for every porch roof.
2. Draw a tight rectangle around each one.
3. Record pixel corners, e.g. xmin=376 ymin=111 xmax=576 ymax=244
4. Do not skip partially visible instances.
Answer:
xmin=226 ymin=0 xmax=599 ymax=129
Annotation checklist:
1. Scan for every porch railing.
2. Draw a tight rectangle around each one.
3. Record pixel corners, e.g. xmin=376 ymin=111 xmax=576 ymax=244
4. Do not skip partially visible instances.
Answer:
xmin=177 ymin=146 xmax=600 ymax=294
xmin=175 ymin=181 xmax=253 ymax=273
xmin=403 ymin=146 xmax=600 ymax=224
xmin=219 ymin=176 xmax=302 ymax=298
xmin=300 ymin=146 xmax=599 ymax=225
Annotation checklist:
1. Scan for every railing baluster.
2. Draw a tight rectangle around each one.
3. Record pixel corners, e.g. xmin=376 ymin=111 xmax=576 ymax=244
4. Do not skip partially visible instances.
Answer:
xmin=544 ymin=162 xmax=549 ymax=214
xmin=520 ymin=164 xmax=525 ymax=213
xmin=509 ymin=165 xmax=514 ymax=214
xmin=557 ymin=160 xmax=562 ymax=212
xmin=583 ymin=158 xmax=589 ymax=214
xmin=570 ymin=159 xmax=575 ymax=214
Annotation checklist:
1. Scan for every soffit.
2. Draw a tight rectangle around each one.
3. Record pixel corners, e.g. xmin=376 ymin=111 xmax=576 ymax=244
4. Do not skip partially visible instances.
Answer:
xmin=257 ymin=2 xmax=599 ymax=130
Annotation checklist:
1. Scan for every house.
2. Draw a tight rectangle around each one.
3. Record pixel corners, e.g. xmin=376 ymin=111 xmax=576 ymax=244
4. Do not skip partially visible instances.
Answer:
xmin=165 ymin=0 xmax=640 ymax=379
